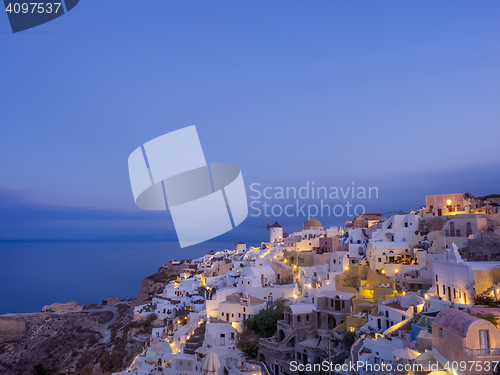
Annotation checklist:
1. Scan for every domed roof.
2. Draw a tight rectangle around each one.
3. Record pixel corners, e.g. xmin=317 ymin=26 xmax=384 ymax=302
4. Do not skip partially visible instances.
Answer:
xmin=303 ymin=217 xmax=323 ymax=230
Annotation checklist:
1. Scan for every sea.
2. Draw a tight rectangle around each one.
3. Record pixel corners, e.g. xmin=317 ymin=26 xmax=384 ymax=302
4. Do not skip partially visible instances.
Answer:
xmin=0 ymin=240 xmax=231 ymax=314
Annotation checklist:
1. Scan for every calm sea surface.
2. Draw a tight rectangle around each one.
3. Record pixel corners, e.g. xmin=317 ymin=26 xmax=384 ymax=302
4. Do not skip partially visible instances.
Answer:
xmin=0 ymin=241 xmax=230 ymax=314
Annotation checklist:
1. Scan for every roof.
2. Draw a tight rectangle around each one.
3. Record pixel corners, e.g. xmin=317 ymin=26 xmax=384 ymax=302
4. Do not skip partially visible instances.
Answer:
xmin=370 ymin=241 xmax=409 ymax=248
xmin=434 ymin=308 xmax=482 ymax=338
xmin=288 ymin=303 xmax=316 ymax=314
xmin=382 ymin=303 xmax=409 ymax=312
xmin=271 ymin=221 xmax=282 ymax=228
xmin=240 ymin=265 xmax=275 ymax=277
xmin=237 ymin=241 xmax=246 ymax=244
xmin=321 ymin=291 xmax=355 ymax=300
xmin=464 ymin=261 xmax=500 ymax=271
xmin=303 ymin=217 xmax=323 ymax=229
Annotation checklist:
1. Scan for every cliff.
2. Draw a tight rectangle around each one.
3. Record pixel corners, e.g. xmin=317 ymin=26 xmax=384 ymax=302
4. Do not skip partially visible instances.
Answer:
xmin=133 ymin=260 xmax=194 ymax=307
xmin=0 ymin=259 xmax=193 ymax=375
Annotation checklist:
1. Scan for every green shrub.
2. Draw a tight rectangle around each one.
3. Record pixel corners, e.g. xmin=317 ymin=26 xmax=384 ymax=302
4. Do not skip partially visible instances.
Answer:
xmin=342 ymin=332 xmax=356 ymax=348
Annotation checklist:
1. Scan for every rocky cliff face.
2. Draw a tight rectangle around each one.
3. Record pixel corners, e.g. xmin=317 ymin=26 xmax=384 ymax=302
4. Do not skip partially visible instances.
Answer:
xmin=133 ymin=260 xmax=193 ymax=307
xmin=0 ymin=302 xmax=144 ymax=375
xmin=0 ymin=310 xmax=108 ymax=375
xmin=42 ymin=301 xmax=83 ymax=313
xmin=0 ymin=260 xmax=193 ymax=375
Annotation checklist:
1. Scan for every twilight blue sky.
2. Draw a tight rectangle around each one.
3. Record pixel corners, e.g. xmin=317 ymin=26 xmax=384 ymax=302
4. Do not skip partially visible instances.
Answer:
xmin=0 ymin=1 xmax=499 ymax=244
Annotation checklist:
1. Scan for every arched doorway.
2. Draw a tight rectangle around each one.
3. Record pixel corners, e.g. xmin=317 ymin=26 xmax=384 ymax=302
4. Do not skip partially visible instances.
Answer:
xmin=328 ymin=315 xmax=336 ymax=329
xmin=278 ymin=330 xmax=285 ymax=341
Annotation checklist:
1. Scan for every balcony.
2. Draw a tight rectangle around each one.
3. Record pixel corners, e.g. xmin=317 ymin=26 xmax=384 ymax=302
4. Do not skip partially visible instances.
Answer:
xmin=464 ymin=347 xmax=500 ymax=358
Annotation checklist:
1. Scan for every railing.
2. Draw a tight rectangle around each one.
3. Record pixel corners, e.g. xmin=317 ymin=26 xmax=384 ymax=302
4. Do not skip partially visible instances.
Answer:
xmin=247 ymin=360 xmax=270 ymax=375
xmin=464 ymin=347 xmax=500 ymax=357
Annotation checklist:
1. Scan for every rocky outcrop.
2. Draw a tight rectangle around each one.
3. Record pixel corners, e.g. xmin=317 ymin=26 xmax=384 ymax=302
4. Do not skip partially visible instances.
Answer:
xmin=133 ymin=260 xmax=193 ymax=307
xmin=0 ymin=259 xmax=191 ymax=375
xmin=0 ymin=303 xmax=144 ymax=375
xmin=0 ymin=317 xmax=26 ymax=344
xmin=42 ymin=301 xmax=83 ymax=313
xmin=0 ymin=311 xmax=106 ymax=375
xmin=461 ymin=234 xmax=500 ymax=261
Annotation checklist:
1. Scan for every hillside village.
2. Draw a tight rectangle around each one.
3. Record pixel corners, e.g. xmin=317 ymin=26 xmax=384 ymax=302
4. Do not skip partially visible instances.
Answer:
xmin=123 ymin=193 xmax=500 ymax=375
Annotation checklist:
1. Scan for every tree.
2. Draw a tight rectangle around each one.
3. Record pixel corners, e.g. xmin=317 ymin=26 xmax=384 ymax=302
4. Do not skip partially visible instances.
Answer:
xmin=274 ymin=297 xmax=287 ymax=319
xmin=33 ymin=364 xmax=49 ymax=375
xmin=241 ymin=343 xmax=259 ymax=359
xmin=476 ymin=313 xmax=499 ymax=328
xmin=243 ymin=308 xmax=280 ymax=338
xmin=342 ymin=332 xmax=356 ymax=349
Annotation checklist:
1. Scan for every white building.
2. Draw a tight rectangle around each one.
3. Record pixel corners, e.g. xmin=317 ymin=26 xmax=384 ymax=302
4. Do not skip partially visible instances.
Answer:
xmin=270 ymin=221 xmax=283 ymax=243
xmin=366 ymin=241 xmax=411 ymax=275
xmin=370 ymin=214 xmax=419 ymax=244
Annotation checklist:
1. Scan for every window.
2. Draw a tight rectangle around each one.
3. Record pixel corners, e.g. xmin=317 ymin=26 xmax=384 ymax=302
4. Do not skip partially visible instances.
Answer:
xmin=188 ymin=362 xmax=191 ymax=366
xmin=467 ymin=223 xmax=472 ymax=237
xmin=221 ymin=312 xmax=224 ymax=316
xmin=342 ymin=301 xmax=345 ymax=309
xmin=442 ymin=285 xmax=446 ymax=295
xmin=436 ymin=275 xmax=438 ymax=282
xmin=437 ymin=284 xmax=439 ymax=296
xmin=312 ymin=298 xmax=314 ymax=304
xmin=450 ymin=222 xmax=454 ymax=230
xmin=297 ymin=353 xmax=302 ymax=360
xmin=238 ymin=313 xmax=241 ymax=318
xmin=231 ymin=313 xmax=234 ymax=317
xmin=457 ymin=230 xmax=461 ymax=237
xmin=378 ymin=258 xmax=382 ymax=263
xmin=479 ymin=330 xmax=490 ymax=349
xmin=402 ymin=316 xmax=406 ymax=321
xmin=231 ymin=332 xmax=235 ymax=340
xmin=243 ymin=307 xmax=246 ymax=312
xmin=297 ymin=315 xmax=301 ymax=323
xmin=180 ymin=361 xmax=183 ymax=366
xmin=385 ymin=311 xmax=389 ymax=318
xmin=306 ymin=314 xmax=310 ymax=321
xmin=405 ymin=222 xmax=408 ymax=227
xmin=439 ymin=328 xmax=443 ymax=338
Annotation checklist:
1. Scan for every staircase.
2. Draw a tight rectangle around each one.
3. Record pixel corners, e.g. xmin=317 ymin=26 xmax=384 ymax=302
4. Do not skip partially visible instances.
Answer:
xmin=183 ymin=321 xmax=206 ymax=354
